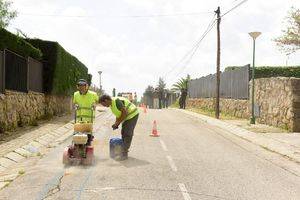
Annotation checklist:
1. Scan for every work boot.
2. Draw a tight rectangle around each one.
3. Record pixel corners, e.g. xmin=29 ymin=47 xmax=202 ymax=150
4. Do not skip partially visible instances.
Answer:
xmin=122 ymin=152 xmax=128 ymax=160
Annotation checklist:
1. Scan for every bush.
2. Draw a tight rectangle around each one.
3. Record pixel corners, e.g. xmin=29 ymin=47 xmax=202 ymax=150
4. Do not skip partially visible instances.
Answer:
xmin=254 ymin=66 xmax=300 ymax=78
xmin=225 ymin=65 xmax=300 ymax=78
xmin=0 ymin=28 xmax=42 ymax=60
xmin=27 ymin=39 xmax=90 ymax=95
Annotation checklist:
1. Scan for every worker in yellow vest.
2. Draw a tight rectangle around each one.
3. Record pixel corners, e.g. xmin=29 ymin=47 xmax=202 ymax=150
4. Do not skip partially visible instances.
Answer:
xmin=99 ymin=94 xmax=139 ymax=160
xmin=73 ymin=79 xmax=99 ymax=145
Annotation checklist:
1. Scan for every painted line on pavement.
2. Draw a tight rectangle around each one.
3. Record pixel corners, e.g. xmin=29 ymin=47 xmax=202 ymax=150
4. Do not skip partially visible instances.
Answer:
xmin=166 ymin=156 xmax=177 ymax=172
xmin=159 ymin=139 xmax=168 ymax=152
xmin=178 ymin=183 xmax=192 ymax=200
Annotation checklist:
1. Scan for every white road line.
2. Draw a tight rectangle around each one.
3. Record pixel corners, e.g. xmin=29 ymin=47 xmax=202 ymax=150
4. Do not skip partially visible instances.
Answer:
xmin=178 ymin=183 xmax=192 ymax=200
xmin=159 ymin=139 xmax=168 ymax=151
xmin=166 ymin=155 xmax=177 ymax=172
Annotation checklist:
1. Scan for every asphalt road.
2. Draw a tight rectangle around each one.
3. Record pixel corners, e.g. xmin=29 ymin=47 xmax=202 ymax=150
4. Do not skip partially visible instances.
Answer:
xmin=0 ymin=109 xmax=299 ymax=200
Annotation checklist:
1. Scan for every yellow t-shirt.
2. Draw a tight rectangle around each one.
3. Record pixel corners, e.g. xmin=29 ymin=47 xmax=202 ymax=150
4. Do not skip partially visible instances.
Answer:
xmin=73 ymin=90 xmax=99 ymax=122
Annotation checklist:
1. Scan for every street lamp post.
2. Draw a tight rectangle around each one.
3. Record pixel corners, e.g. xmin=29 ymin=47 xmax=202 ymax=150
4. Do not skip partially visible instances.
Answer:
xmin=98 ymin=71 xmax=102 ymax=93
xmin=286 ymin=52 xmax=290 ymax=66
xmin=248 ymin=31 xmax=261 ymax=124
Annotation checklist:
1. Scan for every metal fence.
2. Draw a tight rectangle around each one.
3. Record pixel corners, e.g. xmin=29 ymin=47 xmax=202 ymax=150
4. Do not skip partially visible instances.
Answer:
xmin=5 ymin=49 xmax=28 ymax=92
xmin=189 ymin=64 xmax=250 ymax=99
xmin=0 ymin=49 xmax=43 ymax=94
xmin=28 ymin=57 xmax=43 ymax=93
xmin=0 ymin=51 xmax=4 ymax=94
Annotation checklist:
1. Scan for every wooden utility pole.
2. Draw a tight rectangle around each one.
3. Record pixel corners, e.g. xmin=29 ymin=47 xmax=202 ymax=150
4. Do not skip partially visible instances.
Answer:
xmin=215 ymin=7 xmax=221 ymax=119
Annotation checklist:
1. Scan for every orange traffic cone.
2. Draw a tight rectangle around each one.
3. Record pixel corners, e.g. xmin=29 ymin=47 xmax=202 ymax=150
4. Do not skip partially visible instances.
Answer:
xmin=150 ymin=120 xmax=159 ymax=137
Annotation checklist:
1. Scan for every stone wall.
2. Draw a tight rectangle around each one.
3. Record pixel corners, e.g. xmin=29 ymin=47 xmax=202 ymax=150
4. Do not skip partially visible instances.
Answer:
xmin=187 ymin=77 xmax=300 ymax=132
xmin=45 ymin=95 xmax=73 ymax=116
xmin=254 ymin=77 xmax=300 ymax=131
xmin=0 ymin=90 xmax=72 ymax=132
xmin=187 ymin=98 xmax=250 ymax=118
xmin=292 ymin=79 xmax=300 ymax=131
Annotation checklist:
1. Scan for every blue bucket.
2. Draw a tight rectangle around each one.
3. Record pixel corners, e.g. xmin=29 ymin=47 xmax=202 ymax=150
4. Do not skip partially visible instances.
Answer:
xmin=109 ymin=138 xmax=123 ymax=158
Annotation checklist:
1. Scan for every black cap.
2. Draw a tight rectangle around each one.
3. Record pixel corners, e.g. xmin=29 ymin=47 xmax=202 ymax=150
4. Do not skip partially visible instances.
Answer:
xmin=77 ymin=79 xmax=88 ymax=85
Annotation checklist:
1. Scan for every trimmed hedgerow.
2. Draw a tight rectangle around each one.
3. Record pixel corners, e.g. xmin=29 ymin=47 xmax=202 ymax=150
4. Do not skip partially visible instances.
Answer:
xmin=225 ymin=66 xmax=300 ymax=78
xmin=27 ymin=39 xmax=90 ymax=95
xmin=254 ymin=66 xmax=300 ymax=78
xmin=0 ymin=28 xmax=42 ymax=59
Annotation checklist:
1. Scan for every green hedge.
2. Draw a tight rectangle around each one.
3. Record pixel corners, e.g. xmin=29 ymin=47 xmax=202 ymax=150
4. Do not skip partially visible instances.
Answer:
xmin=0 ymin=28 xmax=42 ymax=60
xmin=254 ymin=66 xmax=300 ymax=78
xmin=225 ymin=66 xmax=300 ymax=78
xmin=27 ymin=39 xmax=90 ymax=95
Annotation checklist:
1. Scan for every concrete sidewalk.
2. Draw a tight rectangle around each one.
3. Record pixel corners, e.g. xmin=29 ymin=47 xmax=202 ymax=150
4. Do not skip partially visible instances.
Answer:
xmin=0 ymin=108 xmax=106 ymax=186
xmin=177 ymin=109 xmax=300 ymax=164
xmin=0 ymin=109 xmax=105 ymax=190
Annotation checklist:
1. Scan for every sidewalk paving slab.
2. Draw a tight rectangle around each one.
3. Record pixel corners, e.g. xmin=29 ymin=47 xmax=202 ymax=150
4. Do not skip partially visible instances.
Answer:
xmin=43 ymin=134 xmax=57 ymax=140
xmin=64 ymin=124 xmax=73 ymax=129
xmin=34 ymin=138 xmax=49 ymax=146
xmin=14 ymin=148 xmax=32 ymax=158
xmin=22 ymin=145 xmax=39 ymax=154
xmin=4 ymin=152 xmax=24 ymax=163
xmin=0 ymin=158 xmax=16 ymax=168
xmin=56 ymin=126 xmax=69 ymax=133
xmin=29 ymin=141 xmax=44 ymax=149
xmin=0 ymin=182 xmax=9 ymax=190
xmin=0 ymin=166 xmax=6 ymax=173
xmin=0 ymin=174 xmax=19 ymax=182
xmin=50 ymin=129 xmax=66 ymax=136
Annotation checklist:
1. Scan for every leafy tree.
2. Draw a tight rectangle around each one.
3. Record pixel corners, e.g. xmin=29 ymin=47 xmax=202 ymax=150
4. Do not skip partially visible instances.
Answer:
xmin=0 ymin=0 xmax=17 ymax=28
xmin=274 ymin=7 xmax=300 ymax=54
xmin=157 ymin=77 xmax=166 ymax=92
xmin=144 ymin=85 xmax=154 ymax=96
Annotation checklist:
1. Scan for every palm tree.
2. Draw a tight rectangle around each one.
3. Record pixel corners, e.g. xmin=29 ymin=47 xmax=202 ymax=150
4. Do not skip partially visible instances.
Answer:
xmin=172 ymin=75 xmax=190 ymax=92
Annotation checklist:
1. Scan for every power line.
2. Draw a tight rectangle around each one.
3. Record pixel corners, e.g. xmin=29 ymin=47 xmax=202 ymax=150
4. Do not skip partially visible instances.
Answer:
xmin=18 ymin=11 xmax=213 ymax=19
xmin=221 ymin=0 xmax=248 ymax=17
xmin=174 ymin=20 xmax=217 ymax=78
xmin=163 ymin=13 xmax=216 ymax=79
xmin=170 ymin=0 xmax=248 ymax=81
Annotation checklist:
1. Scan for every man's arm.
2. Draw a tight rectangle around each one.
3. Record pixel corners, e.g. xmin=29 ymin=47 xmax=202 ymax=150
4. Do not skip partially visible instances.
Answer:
xmin=114 ymin=107 xmax=128 ymax=126
xmin=73 ymin=93 xmax=79 ymax=109
xmin=113 ymin=99 xmax=128 ymax=128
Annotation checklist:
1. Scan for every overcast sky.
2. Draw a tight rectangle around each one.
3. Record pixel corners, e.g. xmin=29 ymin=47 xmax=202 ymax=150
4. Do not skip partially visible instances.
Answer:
xmin=8 ymin=0 xmax=300 ymax=97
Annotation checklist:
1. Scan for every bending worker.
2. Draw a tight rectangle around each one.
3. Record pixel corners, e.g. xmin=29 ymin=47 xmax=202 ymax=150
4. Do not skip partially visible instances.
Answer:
xmin=73 ymin=79 xmax=99 ymax=145
xmin=99 ymin=94 xmax=139 ymax=160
